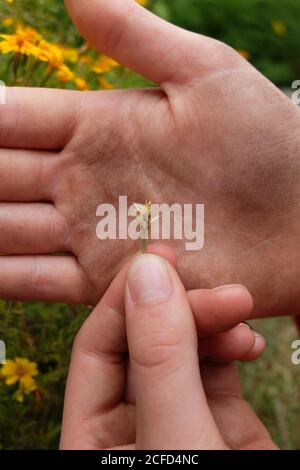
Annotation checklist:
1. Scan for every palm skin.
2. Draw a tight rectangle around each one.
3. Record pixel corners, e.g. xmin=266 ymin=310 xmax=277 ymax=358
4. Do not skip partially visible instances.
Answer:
xmin=0 ymin=0 xmax=300 ymax=317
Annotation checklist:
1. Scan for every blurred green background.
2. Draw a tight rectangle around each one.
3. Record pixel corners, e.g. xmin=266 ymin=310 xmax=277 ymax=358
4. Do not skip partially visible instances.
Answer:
xmin=153 ymin=0 xmax=300 ymax=86
xmin=0 ymin=0 xmax=300 ymax=450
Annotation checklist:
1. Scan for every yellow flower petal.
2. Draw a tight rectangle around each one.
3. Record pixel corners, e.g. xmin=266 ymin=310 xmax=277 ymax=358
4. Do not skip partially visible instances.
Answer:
xmin=5 ymin=375 xmax=19 ymax=386
xmin=0 ymin=31 xmax=41 ymax=57
xmin=92 ymin=55 xmax=119 ymax=74
xmin=16 ymin=390 xmax=24 ymax=402
xmin=15 ymin=357 xmax=38 ymax=376
xmin=56 ymin=64 xmax=74 ymax=82
xmin=74 ymin=77 xmax=89 ymax=90
xmin=59 ymin=46 xmax=79 ymax=64
xmin=1 ymin=359 xmax=18 ymax=377
xmin=1 ymin=357 xmax=38 ymax=401
xmin=80 ymin=55 xmax=92 ymax=65
xmin=99 ymin=76 xmax=114 ymax=89
xmin=237 ymin=49 xmax=251 ymax=60
xmin=15 ymin=357 xmax=30 ymax=367
xmin=272 ymin=20 xmax=287 ymax=36
xmin=2 ymin=17 xmax=14 ymax=27
xmin=20 ymin=375 xmax=37 ymax=392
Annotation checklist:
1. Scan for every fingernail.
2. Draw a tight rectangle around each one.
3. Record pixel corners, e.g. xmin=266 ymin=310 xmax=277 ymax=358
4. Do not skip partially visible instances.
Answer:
xmin=237 ymin=322 xmax=251 ymax=330
xmin=238 ymin=322 xmax=263 ymax=338
xmin=127 ymin=255 xmax=172 ymax=304
xmin=213 ymin=284 xmax=248 ymax=294
xmin=254 ymin=331 xmax=262 ymax=338
xmin=254 ymin=334 xmax=266 ymax=349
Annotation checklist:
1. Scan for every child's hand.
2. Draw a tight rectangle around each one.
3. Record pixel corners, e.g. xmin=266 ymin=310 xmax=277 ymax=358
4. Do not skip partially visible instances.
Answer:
xmin=60 ymin=249 xmax=276 ymax=450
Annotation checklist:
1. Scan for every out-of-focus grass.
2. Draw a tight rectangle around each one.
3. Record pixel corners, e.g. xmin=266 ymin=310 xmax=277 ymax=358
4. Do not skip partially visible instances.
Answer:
xmin=240 ymin=317 xmax=300 ymax=449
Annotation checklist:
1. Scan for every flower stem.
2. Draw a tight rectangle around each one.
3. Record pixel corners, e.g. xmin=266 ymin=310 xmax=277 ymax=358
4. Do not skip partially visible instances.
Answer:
xmin=39 ymin=66 xmax=54 ymax=87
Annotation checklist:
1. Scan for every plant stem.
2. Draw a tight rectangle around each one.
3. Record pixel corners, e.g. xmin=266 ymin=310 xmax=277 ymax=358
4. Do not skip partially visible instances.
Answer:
xmin=39 ymin=66 xmax=54 ymax=87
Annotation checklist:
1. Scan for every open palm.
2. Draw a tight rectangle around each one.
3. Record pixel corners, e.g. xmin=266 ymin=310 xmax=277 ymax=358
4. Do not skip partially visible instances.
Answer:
xmin=1 ymin=0 xmax=300 ymax=317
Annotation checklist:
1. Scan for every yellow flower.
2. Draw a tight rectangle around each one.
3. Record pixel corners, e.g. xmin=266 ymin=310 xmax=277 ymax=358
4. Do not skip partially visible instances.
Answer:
xmin=237 ymin=49 xmax=251 ymax=60
xmin=13 ymin=25 xmax=42 ymax=44
xmin=1 ymin=357 xmax=38 ymax=401
xmin=55 ymin=64 xmax=74 ymax=82
xmin=59 ymin=45 xmax=80 ymax=64
xmin=0 ymin=27 xmax=40 ymax=56
xmin=80 ymin=54 xmax=92 ymax=65
xmin=16 ymin=376 xmax=37 ymax=402
xmin=2 ymin=17 xmax=14 ymax=27
xmin=5 ymin=0 xmax=14 ymax=4
xmin=272 ymin=20 xmax=287 ymax=36
xmin=19 ymin=26 xmax=41 ymax=42
xmin=36 ymin=40 xmax=64 ymax=67
xmin=35 ymin=40 xmax=75 ymax=84
xmin=99 ymin=76 xmax=114 ymax=89
xmin=92 ymin=55 xmax=119 ymax=74
xmin=136 ymin=0 xmax=149 ymax=5
xmin=74 ymin=77 xmax=89 ymax=90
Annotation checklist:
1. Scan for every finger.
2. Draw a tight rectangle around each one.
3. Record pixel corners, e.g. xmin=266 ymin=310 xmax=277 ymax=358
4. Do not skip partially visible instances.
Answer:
xmin=202 ymin=363 xmax=278 ymax=450
xmin=63 ymin=243 xmax=178 ymax=430
xmin=60 ymin=259 xmax=132 ymax=450
xmin=0 ymin=245 xmax=177 ymax=305
xmin=0 ymin=255 xmax=92 ymax=303
xmin=199 ymin=323 xmax=265 ymax=363
xmin=0 ymin=149 xmax=57 ymax=201
xmin=125 ymin=244 xmax=176 ymax=405
xmin=125 ymin=254 xmax=226 ymax=449
xmin=188 ymin=285 xmax=254 ymax=337
xmin=65 ymin=0 xmax=218 ymax=84
xmin=148 ymin=242 xmax=177 ymax=269
xmin=0 ymin=203 xmax=68 ymax=254
xmin=239 ymin=332 xmax=266 ymax=362
xmin=0 ymin=88 xmax=79 ymax=149
xmin=112 ymin=444 xmax=135 ymax=450
xmin=149 ymin=251 xmax=256 ymax=359
xmin=125 ymin=325 xmax=265 ymax=406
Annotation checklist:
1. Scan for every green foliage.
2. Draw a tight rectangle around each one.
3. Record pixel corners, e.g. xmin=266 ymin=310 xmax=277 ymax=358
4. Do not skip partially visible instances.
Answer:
xmin=241 ymin=317 xmax=300 ymax=450
xmin=153 ymin=0 xmax=300 ymax=85
xmin=1 ymin=0 xmax=76 ymax=43
xmin=0 ymin=0 xmax=150 ymax=89
xmin=0 ymin=301 xmax=90 ymax=449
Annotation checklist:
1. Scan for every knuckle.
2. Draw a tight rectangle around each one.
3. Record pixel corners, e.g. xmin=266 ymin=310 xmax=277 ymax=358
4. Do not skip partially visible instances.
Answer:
xmin=190 ymin=35 xmax=241 ymax=78
xmin=30 ymin=256 xmax=45 ymax=298
xmin=0 ymin=88 xmax=18 ymax=146
xmin=213 ymin=39 xmax=238 ymax=61
xmin=48 ymin=208 xmax=69 ymax=251
xmin=130 ymin=322 xmax=187 ymax=370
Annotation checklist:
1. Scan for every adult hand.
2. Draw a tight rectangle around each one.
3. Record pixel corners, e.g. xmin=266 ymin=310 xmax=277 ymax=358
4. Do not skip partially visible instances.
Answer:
xmin=60 ymin=251 xmax=275 ymax=450
xmin=0 ymin=0 xmax=300 ymax=316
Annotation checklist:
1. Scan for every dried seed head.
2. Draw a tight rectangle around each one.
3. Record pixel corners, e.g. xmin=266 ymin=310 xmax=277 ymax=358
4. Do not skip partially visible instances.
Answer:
xmin=133 ymin=201 xmax=152 ymax=253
